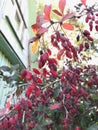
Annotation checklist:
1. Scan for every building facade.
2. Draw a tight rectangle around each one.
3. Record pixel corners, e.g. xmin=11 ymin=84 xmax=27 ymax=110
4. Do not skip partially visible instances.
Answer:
xmin=0 ymin=0 xmax=37 ymax=108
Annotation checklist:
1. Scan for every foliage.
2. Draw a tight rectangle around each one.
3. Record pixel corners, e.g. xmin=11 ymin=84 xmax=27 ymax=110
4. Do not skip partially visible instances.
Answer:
xmin=0 ymin=0 xmax=98 ymax=129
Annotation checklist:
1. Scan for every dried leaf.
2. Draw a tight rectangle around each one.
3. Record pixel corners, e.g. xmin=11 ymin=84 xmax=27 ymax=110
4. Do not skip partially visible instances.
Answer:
xmin=59 ymin=0 xmax=66 ymax=14
xmin=62 ymin=22 xmax=74 ymax=30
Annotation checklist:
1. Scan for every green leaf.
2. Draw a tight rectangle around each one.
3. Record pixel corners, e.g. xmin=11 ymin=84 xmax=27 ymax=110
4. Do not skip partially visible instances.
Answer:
xmin=87 ymin=124 xmax=98 ymax=130
xmin=10 ymin=64 xmax=19 ymax=72
xmin=0 ymin=66 xmax=10 ymax=71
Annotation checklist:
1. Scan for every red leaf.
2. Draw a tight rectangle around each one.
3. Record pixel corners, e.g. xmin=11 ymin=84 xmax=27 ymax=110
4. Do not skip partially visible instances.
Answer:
xmin=50 ymin=103 xmax=59 ymax=110
xmin=81 ymin=0 xmax=86 ymax=5
xmin=36 ymin=14 xmax=47 ymax=26
xmin=62 ymin=22 xmax=74 ymax=30
xmin=59 ymin=0 xmax=66 ymax=14
xmin=44 ymin=5 xmax=52 ymax=21
xmin=52 ymin=9 xmax=62 ymax=16
xmin=38 ymin=27 xmax=48 ymax=35
xmin=61 ymin=13 xmax=75 ymax=22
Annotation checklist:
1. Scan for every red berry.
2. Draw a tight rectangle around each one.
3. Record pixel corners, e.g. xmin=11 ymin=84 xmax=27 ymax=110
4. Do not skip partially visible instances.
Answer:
xmin=50 ymin=70 xmax=58 ymax=77
xmin=85 ymin=14 xmax=91 ymax=23
xmin=95 ymin=13 xmax=98 ymax=16
xmin=85 ymin=42 xmax=89 ymax=49
xmin=87 ymin=35 xmax=93 ymax=41
xmin=26 ymin=71 xmax=32 ymax=80
xmin=89 ymin=21 xmax=93 ymax=31
xmin=83 ymin=30 xmax=90 ymax=36
xmin=75 ymin=126 xmax=81 ymax=130
xmin=47 ymin=49 xmax=52 ymax=55
xmin=65 ymin=50 xmax=72 ymax=59
xmin=26 ymin=85 xmax=35 ymax=97
xmin=95 ymin=25 xmax=98 ymax=31
xmin=78 ymin=43 xmax=83 ymax=53
xmin=21 ymin=69 xmax=27 ymax=79
xmin=95 ymin=20 xmax=98 ymax=24
xmin=33 ymin=68 xmax=40 ymax=75
xmin=91 ymin=15 xmax=95 ymax=21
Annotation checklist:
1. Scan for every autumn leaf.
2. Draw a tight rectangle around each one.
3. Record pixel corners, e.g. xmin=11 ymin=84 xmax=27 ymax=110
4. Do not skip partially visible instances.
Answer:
xmin=38 ymin=27 xmax=48 ymax=36
xmin=31 ymin=24 xmax=39 ymax=35
xmin=61 ymin=13 xmax=75 ymax=22
xmin=59 ymin=0 xmax=66 ymax=14
xmin=52 ymin=9 xmax=62 ymax=16
xmin=44 ymin=5 xmax=52 ymax=21
xmin=81 ymin=0 xmax=86 ymax=5
xmin=32 ymin=40 xmax=39 ymax=54
xmin=50 ymin=103 xmax=60 ymax=110
xmin=62 ymin=22 xmax=74 ymax=30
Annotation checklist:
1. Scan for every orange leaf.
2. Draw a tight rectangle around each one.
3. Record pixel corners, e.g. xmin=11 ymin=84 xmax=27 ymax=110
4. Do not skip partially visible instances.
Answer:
xmin=32 ymin=40 xmax=39 ymax=54
xmin=81 ymin=0 xmax=86 ymax=5
xmin=62 ymin=22 xmax=74 ymax=30
xmin=59 ymin=0 xmax=66 ymax=14
xmin=31 ymin=24 xmax=39 ymax=35
xmin=50 ymin=103 xmax=59 ymax=110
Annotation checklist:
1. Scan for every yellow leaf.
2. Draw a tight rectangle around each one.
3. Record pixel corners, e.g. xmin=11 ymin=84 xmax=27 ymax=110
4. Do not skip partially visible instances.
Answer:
xmin=32 ymin=40 xmax=39 ymax=54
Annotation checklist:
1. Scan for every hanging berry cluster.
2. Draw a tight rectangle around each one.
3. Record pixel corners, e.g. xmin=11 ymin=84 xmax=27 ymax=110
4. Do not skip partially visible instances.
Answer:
xmin=0 ymin=0 xmax=98 ymax=130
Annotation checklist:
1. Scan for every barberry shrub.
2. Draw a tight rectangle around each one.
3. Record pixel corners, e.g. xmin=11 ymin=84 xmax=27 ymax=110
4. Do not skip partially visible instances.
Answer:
xmin=0 ymin=0 xmax=98 ymax=130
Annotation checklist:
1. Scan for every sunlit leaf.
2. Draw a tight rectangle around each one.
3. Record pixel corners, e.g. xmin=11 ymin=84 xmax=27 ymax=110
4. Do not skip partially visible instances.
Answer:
xmin=62 ymin=22 xmax=74 ymax=30
xmin=61 ymin=12 xmax=75 ymax=22
xmin=44 ymin=5 xmax=52 ymax=21
xmin=52 ymin=9 xmax=62 ymax=16
xmin=31 ymin=24 xmax=39 ymax=34
xmin=59 ymin=0 xmax=66 ymax=14
xmin=32 ymin=40 xmax=39 ymax=54
xmin=36 ymin=13 xmax=48 ymax=27
xmin=81 ymin=0 xmax=86 ymax=5
xmin=38 ymin=27 xmax=48 ymax=35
